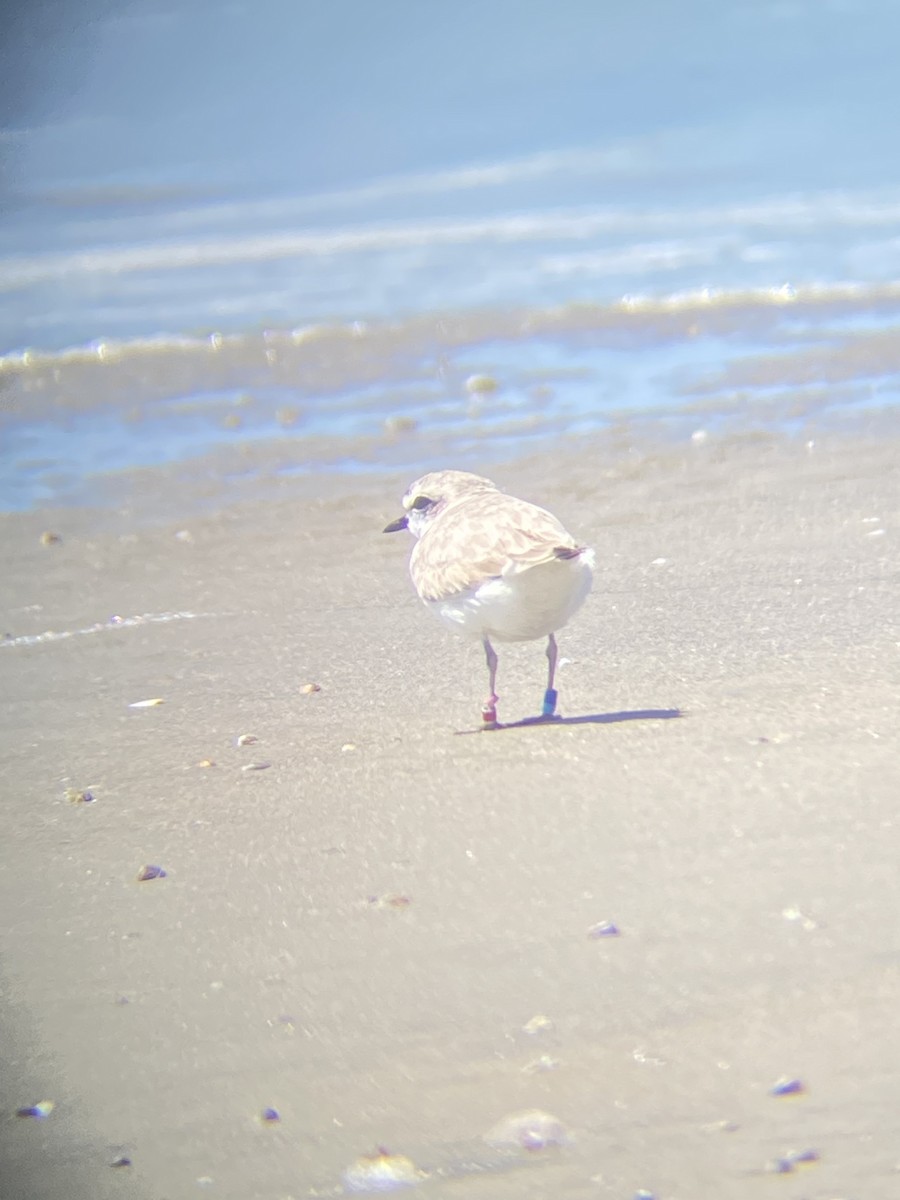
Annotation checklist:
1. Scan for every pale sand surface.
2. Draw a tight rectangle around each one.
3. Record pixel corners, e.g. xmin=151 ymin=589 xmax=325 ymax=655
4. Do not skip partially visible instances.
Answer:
xmin=1 ymin=433 xmax=899 ymax=1198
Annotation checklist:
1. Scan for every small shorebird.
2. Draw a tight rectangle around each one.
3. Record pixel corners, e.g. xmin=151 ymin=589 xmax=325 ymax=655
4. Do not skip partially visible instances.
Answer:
xmin=384 ymin=470 xmax=593 ymax=727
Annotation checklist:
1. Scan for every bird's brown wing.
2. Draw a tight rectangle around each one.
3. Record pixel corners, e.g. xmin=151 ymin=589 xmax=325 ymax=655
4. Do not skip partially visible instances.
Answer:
xmin=410 ymin=492 xmax=578 ymax=602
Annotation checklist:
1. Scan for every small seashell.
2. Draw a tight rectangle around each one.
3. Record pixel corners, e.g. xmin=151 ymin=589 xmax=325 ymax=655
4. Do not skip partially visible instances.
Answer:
xmin=342 ymin=1147 xmax=425 ymax=1192
xmin=341 ymin=743 xmax=357 ymax=752
xmin=128 ymin=698 xmax=164 ymax=708
xmin=587 ymin=920 xmax=621 ymax=939
xmin=384 ymin=415 xmax=417 ymax=435
xmin=260 ymin=1107 xmax=280 ymax=1123
xmin=65 ymin=788 xmax=96 ymax=804
xmin=771 ymin=1147 xmax=819 ymax=1170
xmin=700 ymin=1119 xmax=740 ymax=1133
xmin=17 ymin=1101 xmax=54 ymax=1119
xmin=633 ymin=1191 xmax=658 ymax=1199
xmin=236 ymin=733 xmax=259 ymax=746
xmin=766 ymin=1158 xmax=794 ymax=1174
xmin=301 ymin=682 xmax=322 ymax=694
xmin=367 ymin=893 xmax=412 ymax=909
xmin=769 ymin=1076 xmax=805 ymax=1096
xmin=632 ymin=1046 xmax=667 ymax=1066
xmin=136 ymin=864 xmax=167 ymax=882
xmin=787 ymin=1147 xmax=820 ymax=1164
xmin=483 ymin=1109 xmax=570 ymax=1152
xmin=109 ymin=1155 xmax=132 ymax=1168
xmin=174 ymin=529 xmax=193 ymax=543
xmin=782 ymin=906 xmax=823 ymax=931
xmin=522 ymin=1013 xmax=554 ymax=1036
xmin=241 ymin=761 xmax=271 ymax=772
xmin=196 ymin=759 xmax=216 ymax=768
xmin=465 ymin=373 xmax=498 ymax=395
xmin=40 ymin=530 xmax=62 ymax=545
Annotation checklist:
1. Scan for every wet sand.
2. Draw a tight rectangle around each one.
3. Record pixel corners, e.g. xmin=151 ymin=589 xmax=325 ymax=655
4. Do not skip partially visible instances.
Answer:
xmin=1 ymin=431 xmax=899 ymax=1198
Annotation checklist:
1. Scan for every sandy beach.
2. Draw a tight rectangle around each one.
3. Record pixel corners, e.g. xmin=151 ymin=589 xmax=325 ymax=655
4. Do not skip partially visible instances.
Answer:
xmin=1 ymin=429 xmax=898 ymax=1198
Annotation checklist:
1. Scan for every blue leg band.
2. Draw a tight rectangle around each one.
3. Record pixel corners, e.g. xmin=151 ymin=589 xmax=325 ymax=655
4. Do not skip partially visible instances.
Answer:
xmin=542 ymin=688 xmax=558 ymax=718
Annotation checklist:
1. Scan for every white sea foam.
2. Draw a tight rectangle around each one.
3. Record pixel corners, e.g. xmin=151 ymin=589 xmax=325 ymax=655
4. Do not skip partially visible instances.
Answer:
xmin=2 ymin=280 xmax=898 ymax=376
xmin=0 ymin=611 xmax=213 ymax=649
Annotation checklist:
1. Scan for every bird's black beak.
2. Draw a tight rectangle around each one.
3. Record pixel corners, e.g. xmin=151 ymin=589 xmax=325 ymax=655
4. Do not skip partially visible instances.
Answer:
xmin=383 ymin=514 xmax=408 ymax=533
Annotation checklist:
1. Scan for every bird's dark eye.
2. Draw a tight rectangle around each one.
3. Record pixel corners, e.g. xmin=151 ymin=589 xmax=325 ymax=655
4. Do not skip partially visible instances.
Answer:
xmin=411 ymin=495 xmax=433 ymax=510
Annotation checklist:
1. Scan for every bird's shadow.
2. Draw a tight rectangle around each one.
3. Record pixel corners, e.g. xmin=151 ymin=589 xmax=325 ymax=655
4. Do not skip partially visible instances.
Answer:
xmin=455 ymin=708 xmax=683 ymax=735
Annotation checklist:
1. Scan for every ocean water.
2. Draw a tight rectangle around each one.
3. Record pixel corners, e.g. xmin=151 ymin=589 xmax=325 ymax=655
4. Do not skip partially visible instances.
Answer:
xmin=2 ymin=0 xmax=900 ymax=510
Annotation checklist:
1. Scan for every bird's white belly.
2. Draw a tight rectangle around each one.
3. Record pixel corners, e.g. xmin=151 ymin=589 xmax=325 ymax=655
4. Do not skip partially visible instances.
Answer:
xmin=426 ymin=552 xmax=593 ymax=642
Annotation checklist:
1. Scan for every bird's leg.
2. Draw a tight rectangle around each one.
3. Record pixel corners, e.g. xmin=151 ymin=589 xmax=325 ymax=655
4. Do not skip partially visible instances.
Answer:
xmin=481 ymin=636 xmax=500 ymax=727
xmin=542 ymin=633 xmax=559 ymax=718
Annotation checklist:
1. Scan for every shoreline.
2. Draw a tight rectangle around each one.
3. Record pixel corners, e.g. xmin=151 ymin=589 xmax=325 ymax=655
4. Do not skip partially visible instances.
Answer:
xmin=4 ymin=287 xmax=900 ymax=514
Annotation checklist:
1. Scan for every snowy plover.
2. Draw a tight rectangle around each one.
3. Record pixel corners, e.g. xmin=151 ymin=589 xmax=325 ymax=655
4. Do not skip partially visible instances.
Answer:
xmin=384 ymin=470 xmax=593 ymax=727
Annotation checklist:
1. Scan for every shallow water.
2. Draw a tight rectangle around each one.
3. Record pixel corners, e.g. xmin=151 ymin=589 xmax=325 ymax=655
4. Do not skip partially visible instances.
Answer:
xmin=2 ymin=0 xmax=900 ymax=510
xmin=2 ymin=286 xmax=900 ymax=511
